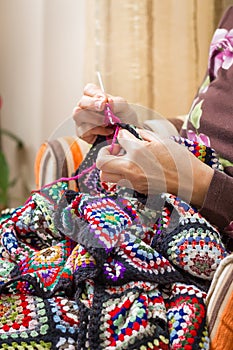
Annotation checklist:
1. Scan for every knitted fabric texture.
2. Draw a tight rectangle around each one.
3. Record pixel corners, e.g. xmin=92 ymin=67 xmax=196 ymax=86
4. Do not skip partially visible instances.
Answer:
xmin=0 ymin=124 xmax=228 ymax=349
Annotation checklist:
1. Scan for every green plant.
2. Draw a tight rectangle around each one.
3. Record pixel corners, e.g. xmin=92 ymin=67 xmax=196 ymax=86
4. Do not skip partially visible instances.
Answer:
xmin=0 ymin=96 xmax=24 ymax=209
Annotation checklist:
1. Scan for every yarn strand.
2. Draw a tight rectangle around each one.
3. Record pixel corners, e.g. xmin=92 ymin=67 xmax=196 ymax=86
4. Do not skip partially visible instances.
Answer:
xmin=36 ymin=108 xmax=121 ymax=192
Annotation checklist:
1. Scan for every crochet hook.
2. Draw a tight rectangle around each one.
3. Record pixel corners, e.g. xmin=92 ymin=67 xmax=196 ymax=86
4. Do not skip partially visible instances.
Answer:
xmin=96 ymin=71 xmax=116 ymax=125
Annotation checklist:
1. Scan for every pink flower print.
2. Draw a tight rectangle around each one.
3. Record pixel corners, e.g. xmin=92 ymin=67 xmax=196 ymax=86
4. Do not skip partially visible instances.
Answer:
xmin=209 ymin=28 xmax=233 ymax=79
xmin=187 ymin=130 xmax=211 ymax=147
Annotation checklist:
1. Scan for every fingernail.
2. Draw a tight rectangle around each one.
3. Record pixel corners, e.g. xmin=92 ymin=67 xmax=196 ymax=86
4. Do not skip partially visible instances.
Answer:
xmin=95 ymin=99 xmax=104 ymax=111
xmin=106 ymin=127 xmax=114 ymax=135
xmin=118 ymin=129 xmax=128 ymax=138
xmin=96 ymin=93 xmax=106 ymax=99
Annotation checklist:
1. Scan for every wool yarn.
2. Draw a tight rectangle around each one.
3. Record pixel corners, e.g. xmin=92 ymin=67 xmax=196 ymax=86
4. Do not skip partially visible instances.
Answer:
xmin=0 ymin=122 xmax=227 ymax=349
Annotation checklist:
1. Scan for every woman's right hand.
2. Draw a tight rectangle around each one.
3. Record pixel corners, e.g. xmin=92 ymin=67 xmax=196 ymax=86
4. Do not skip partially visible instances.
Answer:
xmin=96 ymin=128 xmax=214 ymax=208
xmin=72 ymin=83 xmax=138 ymax=144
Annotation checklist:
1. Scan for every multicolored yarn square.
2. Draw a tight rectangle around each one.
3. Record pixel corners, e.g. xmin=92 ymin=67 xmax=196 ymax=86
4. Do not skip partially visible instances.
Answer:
xmin=0 ymin=293 xmax=79 ymax=349
xmin=166 ymin=282 xmax=209 ymax=349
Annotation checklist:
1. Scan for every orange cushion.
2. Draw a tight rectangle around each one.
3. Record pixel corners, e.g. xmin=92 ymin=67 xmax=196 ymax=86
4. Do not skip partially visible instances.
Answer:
xmin=34 ymin=136 xmax=90 ymax=191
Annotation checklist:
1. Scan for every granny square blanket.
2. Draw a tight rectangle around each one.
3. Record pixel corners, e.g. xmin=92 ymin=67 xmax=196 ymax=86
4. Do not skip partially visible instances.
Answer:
xmin=0 ymin=127 xmax=229 ymax=350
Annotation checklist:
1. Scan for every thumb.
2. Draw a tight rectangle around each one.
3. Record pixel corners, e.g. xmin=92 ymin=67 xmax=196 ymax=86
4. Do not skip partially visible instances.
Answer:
xmin=117 ymin=129 xmax=144 ymax=153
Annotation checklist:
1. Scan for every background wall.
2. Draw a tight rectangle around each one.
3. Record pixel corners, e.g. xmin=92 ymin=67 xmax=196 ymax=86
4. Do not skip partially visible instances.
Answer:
xmin=0 ymin=0 xmax=86 ymax=204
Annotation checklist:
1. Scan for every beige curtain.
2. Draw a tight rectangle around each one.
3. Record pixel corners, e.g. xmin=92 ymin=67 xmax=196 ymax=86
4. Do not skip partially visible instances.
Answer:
xmin=84 ymin=0 xmax=232 ymax=120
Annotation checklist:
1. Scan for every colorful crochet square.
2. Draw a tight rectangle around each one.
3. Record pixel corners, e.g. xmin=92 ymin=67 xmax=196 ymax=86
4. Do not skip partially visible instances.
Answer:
xmin=0 ymin=294 xmax=79 ymax=349
xmin=98 ymin=283 xmax=169 ymax=349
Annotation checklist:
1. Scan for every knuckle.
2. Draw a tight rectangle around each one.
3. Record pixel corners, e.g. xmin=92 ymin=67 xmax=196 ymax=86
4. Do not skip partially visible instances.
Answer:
xmin=84 ymin=83 xmax=96 ymax=92
xmin=115 ymin=96 xmax=126 ymax=103
xmin=76 ymin=125 xmax=85 ymax=136
xmin=72 ymin=106 xmax=81 ymax=117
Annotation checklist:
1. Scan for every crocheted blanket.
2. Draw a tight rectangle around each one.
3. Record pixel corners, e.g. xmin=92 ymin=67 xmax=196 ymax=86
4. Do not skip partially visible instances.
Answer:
xmin=0 ymin=129 xmax=228 ymax=350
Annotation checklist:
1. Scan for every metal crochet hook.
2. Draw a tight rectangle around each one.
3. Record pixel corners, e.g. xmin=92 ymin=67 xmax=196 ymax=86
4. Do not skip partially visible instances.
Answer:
xmin=96 ymin=71 xmax=121 ymax=125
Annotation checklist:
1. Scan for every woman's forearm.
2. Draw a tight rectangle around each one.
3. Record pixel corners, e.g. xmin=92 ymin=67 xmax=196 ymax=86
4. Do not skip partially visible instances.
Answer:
xmin=200 ymin=170 xmax=233 ymax=230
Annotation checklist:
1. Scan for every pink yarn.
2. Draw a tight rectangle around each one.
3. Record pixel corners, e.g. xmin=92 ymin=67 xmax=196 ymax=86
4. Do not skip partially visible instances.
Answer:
xmin=39 ymin=163 xmax=97 ymax=189
xmin=37 ymin=105 xmax=121 ymax=191
xmin=104 ymin=103 xmax=121 ymax=125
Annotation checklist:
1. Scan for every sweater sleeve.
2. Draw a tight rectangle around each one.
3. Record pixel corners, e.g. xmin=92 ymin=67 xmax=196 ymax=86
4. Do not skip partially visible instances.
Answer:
xmin=199 ymin=169 xmax=233 ymax=230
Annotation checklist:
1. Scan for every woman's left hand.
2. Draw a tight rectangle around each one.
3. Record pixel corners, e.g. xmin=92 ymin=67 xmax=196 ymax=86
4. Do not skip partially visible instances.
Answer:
xmin=96 ymin=129 xmax=214 ymax=207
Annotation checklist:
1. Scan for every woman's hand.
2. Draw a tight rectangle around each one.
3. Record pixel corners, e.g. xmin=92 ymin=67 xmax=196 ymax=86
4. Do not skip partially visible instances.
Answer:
xmin=72 ymin=83 xmax=138 ymax=144
xmin=96 ymin=129 xmax=214 ymax=208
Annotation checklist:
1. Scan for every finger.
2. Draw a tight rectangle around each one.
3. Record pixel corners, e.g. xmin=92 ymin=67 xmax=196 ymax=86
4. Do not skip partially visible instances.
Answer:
xmin=99 ymin=143 xmax=122 ymax=157
xmin=100 ymin=171 xmax=124 ymax=183
xmin=77 ymin=124 xmax=114 ymax=139
xmin=77 ymin=94 xmax=107 ymax=112
xmin=107 ymin=95 xmax=129 ymax=114
xmin=92 ymin=126 xmax=115 ymax=136
xmin=137 ymin=128 xmax=161 ymax=142
xmin=84 ymin=83 xmax=106 ymax=99
xmin=78 ymin=96 xmax=95 ymax=109
xmin=107 ymin=96 xmax=137 ymax=122
xmin=73 ymin=109 xmax=106 ymax=127
xmin=96 ymin=145 xmax=127 ymax=171
xmin=118 ymin=128 xmax=139 ymax=140
xmin=98 ymin=157 xmax=129 ymax=174
xmin=107 ymin=96 xmax=139 ymax=126
xmin=117 ymin=129 xmax=146 ymax=151
xmin=83 ymin=87 xmax=128 ymax=114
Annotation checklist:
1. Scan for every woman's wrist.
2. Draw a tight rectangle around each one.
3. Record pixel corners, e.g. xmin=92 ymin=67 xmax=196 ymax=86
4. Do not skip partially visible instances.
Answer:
xmin=191 ymin=162 xmax=214 ymax=208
